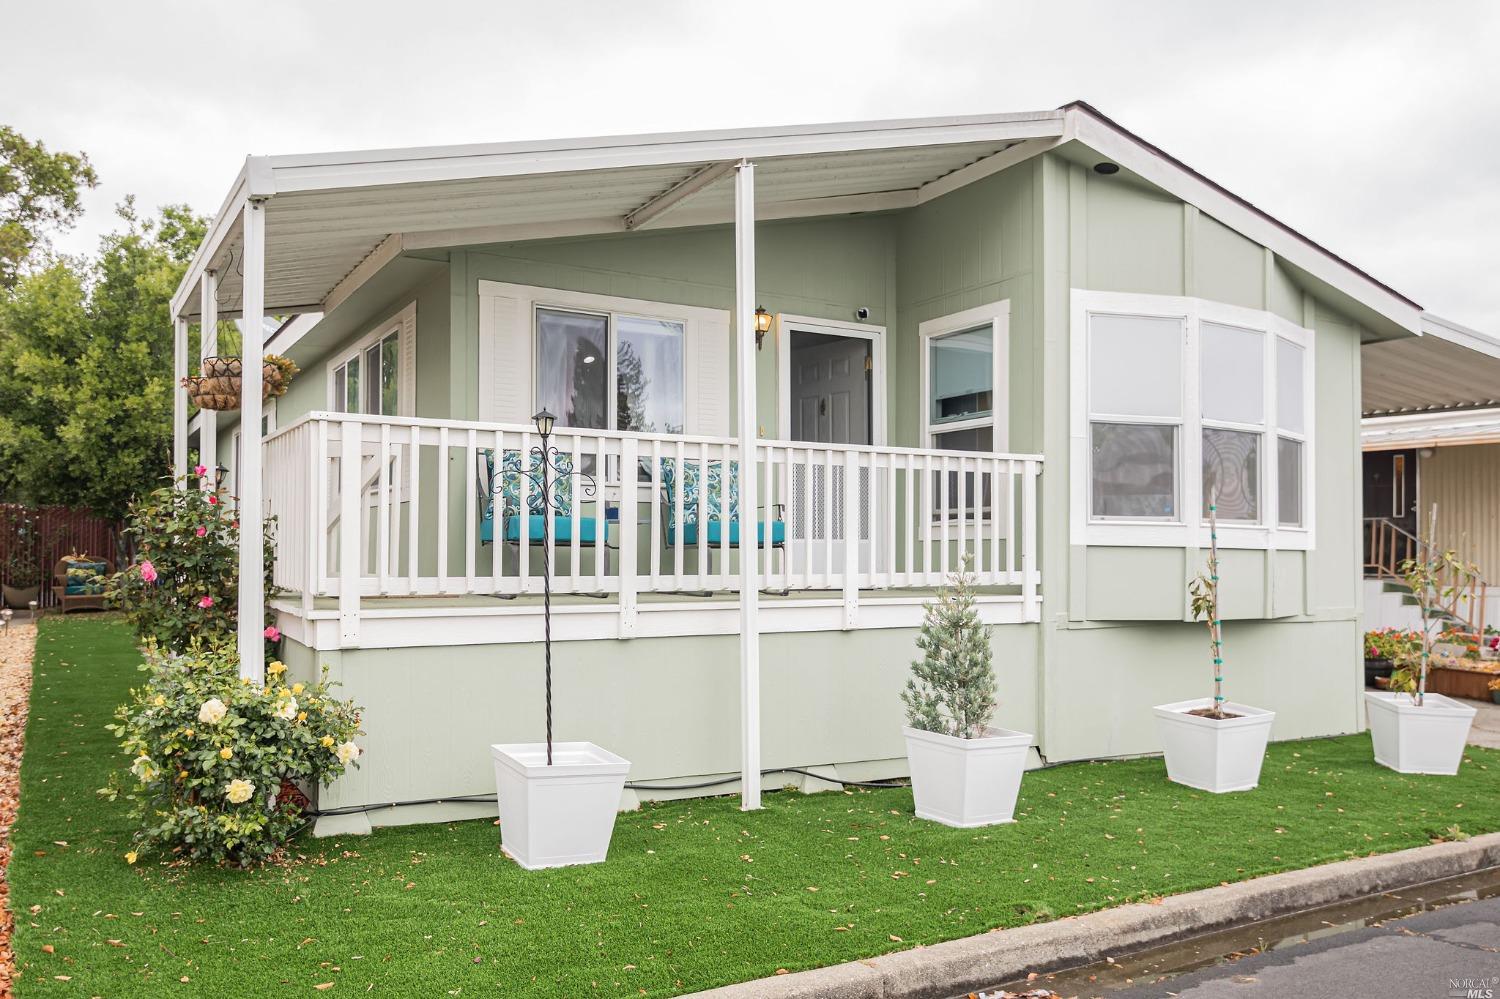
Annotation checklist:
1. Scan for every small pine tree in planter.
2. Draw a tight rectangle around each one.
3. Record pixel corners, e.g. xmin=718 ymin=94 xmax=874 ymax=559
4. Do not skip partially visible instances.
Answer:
xmin=1152 ymin=494 xmax=1276 ymax=793
xmin=1365 ymin=507 xmax=1479 ymax=774
xmin=901 ymin=556 xmax=1032 ymax=828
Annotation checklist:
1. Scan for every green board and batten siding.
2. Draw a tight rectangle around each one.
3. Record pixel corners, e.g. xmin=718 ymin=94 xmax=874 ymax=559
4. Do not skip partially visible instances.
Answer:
xmin=252 ymin=150 xmax=1367 ymax=817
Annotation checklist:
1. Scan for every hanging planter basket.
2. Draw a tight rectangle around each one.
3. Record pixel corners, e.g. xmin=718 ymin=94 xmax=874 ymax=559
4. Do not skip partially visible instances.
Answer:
xmin=183 ymin=355 xmax=298 ymax=412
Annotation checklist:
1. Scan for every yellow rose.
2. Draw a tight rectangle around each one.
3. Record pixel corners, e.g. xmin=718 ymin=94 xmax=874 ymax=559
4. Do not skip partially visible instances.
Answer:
xmin=153 ymin=695 xmax=166 ymax=707
xmin=219 ymin=747 xmax=233 ymax=760
xmin=179 ymin=770 xmax=189 ymax=779
xmin=184 ymin=728 xmax=194 ymax=737
xmin=320 ymin=736 xmax=334 ymax=748
xmin=125 ymin=851 xmax=138 ymax=865
xmin=291 ymin=683 xmax=305 ymax=695
xmin=224 ymin=778 xmax=255 ymax=805
xmin=297 ymin=712 xmax=307 ymax=722
xmin=268 ymin=661 xmax=287 ymax=676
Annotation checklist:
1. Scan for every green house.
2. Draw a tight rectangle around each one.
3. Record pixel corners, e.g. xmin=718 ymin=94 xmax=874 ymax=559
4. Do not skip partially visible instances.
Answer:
xmin=167 ymin=101 xmax=1473 ymax=833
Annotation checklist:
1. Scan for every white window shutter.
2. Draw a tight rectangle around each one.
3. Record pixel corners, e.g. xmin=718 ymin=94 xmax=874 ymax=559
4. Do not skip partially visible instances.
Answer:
xmin=692 ymin=316 xmax=731 ymax=436
xmin=479 ymin=290 xmax=531 ymax=423
xmin=399 ymin=302 xmax=417 ymax=417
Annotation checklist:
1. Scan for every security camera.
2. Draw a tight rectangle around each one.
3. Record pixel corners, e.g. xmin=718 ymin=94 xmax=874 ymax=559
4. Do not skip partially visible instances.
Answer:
xmin=855 ymin=307 xmax=870 ymax=321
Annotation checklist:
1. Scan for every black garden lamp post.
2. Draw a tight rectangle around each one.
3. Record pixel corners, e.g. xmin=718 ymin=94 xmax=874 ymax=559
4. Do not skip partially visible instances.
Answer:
xmin=532 ymin=409 xmax=557 ymax=765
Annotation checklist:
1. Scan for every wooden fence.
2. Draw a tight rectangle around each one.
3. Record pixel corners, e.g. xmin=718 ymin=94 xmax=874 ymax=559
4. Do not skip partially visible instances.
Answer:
xmin=0 ymin=504 xmax=122 ymax=608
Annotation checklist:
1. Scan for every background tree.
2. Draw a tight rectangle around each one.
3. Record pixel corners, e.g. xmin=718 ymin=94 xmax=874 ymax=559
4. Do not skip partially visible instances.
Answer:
xmin=0 ymin=126 xmax=98 ymax=289
xmin=0 ymin=198 xmax=207 ymax=520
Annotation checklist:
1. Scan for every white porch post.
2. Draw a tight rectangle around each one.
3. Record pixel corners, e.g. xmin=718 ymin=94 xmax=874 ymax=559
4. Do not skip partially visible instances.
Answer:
xmin=172 ymin=316 xmax=188 ymax=484
xmin=198 ymin=270 xmax=218 ymax=485
xmin=237 ymin=199 xmax=267 ymax=684
xmin=734 ymin=160 xmax=761 ymax=811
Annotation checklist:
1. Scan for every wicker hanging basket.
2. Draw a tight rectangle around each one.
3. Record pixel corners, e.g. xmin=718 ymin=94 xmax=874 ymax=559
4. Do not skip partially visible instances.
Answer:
xmin=183 ymin=355 xmax=298 ymax=412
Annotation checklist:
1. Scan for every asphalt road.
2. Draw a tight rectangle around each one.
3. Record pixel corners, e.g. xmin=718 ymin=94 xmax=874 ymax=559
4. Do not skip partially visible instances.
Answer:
xmin=1103 ymin=893 xmax=1500 ymax=999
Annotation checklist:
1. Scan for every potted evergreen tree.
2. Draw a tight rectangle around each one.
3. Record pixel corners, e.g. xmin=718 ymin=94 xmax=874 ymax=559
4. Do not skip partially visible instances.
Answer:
xmin=901 ymin=557 xmax=1032 ymax=828
xmin=1365 ymin=510 xmax=1478 ymax=775
xmin=1152 ymin=495 xmax=1276 ymax=793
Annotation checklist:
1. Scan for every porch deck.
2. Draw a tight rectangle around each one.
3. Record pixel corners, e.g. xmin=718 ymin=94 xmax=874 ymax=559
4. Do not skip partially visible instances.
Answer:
xmin=263 ymin=413 xmax=1042 ymax=648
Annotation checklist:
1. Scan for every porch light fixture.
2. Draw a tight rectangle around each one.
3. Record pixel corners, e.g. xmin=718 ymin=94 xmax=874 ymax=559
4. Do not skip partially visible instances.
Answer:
xmin=754 ymin=307 xmax=773 ymax=350
xmin=532 ymin=408 xmax=556 ymax=437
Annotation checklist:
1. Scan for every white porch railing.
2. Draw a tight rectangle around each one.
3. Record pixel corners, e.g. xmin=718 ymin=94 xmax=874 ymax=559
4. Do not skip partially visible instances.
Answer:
xmin=263 ymin=413 xmax=1041 ymax=638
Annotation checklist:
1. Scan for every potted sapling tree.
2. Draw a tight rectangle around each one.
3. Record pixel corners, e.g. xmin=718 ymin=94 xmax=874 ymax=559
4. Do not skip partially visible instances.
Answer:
xmin=1153 ymin=494 xmax=1276 ymax=793
xmin=902 ymin=556 xmax=1032 ymax=827
xmin=1365 ymin=510 xmax=1479 ymax=775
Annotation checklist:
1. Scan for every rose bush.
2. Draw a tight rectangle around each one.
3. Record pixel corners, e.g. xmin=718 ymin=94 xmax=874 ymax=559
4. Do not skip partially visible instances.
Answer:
xmin=107 ymin=469 xmax=277 ymax=656
xmin=101 ymin=644 xmax=363 ymax=866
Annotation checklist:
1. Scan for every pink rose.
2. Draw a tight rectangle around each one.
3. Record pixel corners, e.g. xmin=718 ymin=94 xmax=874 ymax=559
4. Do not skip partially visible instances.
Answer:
xmin=194 ymin=464 xmax=208 ymax=477
xmin=198 ymin=596 xmax=214 ymax=609
xmin=196 ymin=526 xmax=207 ymax=537
xmin=207 ymin=495 xmax=218 ymax=506
xmin=139 ymin=559 xmax=157 ymax=583
xmin=264 ymin=625 xmax=281 ymax=642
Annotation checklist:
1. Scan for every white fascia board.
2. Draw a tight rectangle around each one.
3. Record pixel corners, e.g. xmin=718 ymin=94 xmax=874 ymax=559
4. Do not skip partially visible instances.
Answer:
xmin=1419 ymin=312 xmax=1500 ymax=359
xmin=1067 ymin=108 xmax=1422 ymax=335
xmin=169 ymin=163 xmax=249 ymax=319
xmin=262 ymin=113 xmax=1067 ymax=193
xmin=264 ymin=313 xmax=324 ymax=355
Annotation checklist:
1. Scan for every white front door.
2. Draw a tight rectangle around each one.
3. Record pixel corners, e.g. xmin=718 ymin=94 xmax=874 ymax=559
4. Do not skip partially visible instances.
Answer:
xmin=786 ymin=329 xmax=875 ymax=579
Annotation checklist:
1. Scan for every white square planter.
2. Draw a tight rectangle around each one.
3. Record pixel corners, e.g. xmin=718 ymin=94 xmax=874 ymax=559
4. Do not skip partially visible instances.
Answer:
xmin=1365 ymin=690 xmax=1476 ymax=775
xmin=1153 ymin=698 xmax=1275 ymax=793
xmin=491 ymin=742 xmax=630 ymax=870
xmin=903 ymin=725 xmax=1033 ymax=828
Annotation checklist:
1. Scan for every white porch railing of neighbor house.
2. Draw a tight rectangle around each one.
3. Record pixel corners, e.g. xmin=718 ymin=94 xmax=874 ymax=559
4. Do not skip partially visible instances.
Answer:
xmin=263 ymin=413 xmax=1041 ymax=630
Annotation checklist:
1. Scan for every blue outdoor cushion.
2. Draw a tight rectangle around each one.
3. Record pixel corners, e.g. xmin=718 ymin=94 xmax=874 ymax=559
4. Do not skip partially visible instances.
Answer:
xmin=64 ymin=561 xmax=108 ymax=595
xmin=668 ymin=519 xmax=786 ymax=547
xmin=494 ymin=514 xmax=600 ymax=546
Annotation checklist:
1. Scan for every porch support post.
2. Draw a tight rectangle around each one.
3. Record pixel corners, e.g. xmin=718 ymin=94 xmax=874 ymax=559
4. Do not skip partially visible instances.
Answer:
xmin=199 ymin=270 xmax=218 ymax=486
xmin=172 ymin=316 xmax=188 ymax=484
xmin=237 ymin=199 xmax=267 ymax=685
xmin=734 ymin=160 xmax=761 ymax=811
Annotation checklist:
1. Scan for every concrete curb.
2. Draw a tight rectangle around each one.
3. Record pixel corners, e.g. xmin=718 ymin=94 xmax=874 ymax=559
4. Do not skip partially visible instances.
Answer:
xmin=691 ymin=832 xmax=1500 ymax=998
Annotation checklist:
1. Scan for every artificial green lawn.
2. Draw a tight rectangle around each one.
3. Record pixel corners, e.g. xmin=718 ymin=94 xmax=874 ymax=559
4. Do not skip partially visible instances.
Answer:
xmin=11 ymin=617 xmax=1500 ymax=998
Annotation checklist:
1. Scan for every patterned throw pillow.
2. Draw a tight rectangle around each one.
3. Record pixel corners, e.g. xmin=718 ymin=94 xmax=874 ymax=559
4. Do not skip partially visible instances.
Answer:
xmin=659 ymin=459 xmax=740 ymax=526
xmin=64 ymin=560 xmax=108 ymax=596
xmin=491 ymin=449 xmax=573 ymax=518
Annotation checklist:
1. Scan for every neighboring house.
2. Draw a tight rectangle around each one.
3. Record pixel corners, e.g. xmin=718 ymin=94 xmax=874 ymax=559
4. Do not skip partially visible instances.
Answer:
xmin=167 ymin=101 xmax=1451 ymax=833
xmin=1360 ymin=319 xmax=1500 ymax=634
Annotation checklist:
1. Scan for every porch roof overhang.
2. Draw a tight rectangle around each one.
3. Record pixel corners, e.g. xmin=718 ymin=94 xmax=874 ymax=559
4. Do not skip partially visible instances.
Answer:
xmin=170 ymin=103 xmax=1427 ymax=339
xmin=1361 ymin=313 xmax=1500 ymax=417
xmin=1363 ymin=406 xmax=1500 ymax=451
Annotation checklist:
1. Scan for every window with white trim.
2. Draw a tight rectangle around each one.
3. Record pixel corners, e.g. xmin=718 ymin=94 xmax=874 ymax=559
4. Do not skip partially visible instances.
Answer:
xmin=327 ymin=302 xmax=416 ymax=417
xmin=920 ymin=301 xmax=1009 ymax=520
xmin=535 ymin=307 xmax=685 ymax=434
xmin=1071 ymin=290 xmax=1314 ymax=549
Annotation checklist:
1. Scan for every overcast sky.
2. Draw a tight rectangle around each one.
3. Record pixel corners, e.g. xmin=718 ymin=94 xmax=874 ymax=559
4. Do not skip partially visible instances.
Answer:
xmin=6 ymin=0 xmax=1498 ymax=330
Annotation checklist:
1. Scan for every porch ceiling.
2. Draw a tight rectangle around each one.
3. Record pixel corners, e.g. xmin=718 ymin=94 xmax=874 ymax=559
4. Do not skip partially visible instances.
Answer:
xmin=175 ymin=112 xmax=1067 ymax=320
xmin=1362 ymin=313 xmax=1500 ymax=416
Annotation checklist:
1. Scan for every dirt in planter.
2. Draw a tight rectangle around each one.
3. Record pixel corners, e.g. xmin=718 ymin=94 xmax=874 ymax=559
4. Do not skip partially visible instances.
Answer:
xmin=0 ymin=622 xmax=37 ymax=999
xmin=1185 ymin=707 xmax=1243 ymax=720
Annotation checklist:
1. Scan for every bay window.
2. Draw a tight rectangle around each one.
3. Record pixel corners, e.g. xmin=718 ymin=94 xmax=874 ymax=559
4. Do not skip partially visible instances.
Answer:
xmin=1071 ymin=290 xmax=1314 ymax=548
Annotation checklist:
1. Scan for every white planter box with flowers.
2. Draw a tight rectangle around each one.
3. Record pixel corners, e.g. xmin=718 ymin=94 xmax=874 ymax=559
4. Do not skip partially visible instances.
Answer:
xmin=901 ymin=558 xmax=1032 ymax=828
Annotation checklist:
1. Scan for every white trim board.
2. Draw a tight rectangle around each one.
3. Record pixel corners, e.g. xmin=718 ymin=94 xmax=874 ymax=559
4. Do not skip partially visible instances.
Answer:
xmin=272 ymin=593 xmax=1036 ymax=651
xmin=775 ymin=314 xmax=889 ymax=445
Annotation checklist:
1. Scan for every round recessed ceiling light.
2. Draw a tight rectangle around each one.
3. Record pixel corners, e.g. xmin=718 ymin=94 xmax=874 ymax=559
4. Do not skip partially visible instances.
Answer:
xmin=1093 ymin=162 xmax=1120 ymax=175
xmin=582 ymin=354 xmax=597 ymax=364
